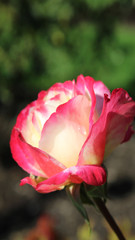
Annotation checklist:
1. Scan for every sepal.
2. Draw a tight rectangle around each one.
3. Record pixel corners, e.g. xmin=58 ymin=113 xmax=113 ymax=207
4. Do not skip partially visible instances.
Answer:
xmin=66 ymin=184 xmax=90 ymax=226
xmin=85 ymin=182 xmax=107 ymax=203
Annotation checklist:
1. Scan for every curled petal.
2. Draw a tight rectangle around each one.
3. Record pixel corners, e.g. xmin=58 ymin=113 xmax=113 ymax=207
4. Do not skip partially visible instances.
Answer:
xmin=10 ymin=128 xmax=65 ymax=178
xmin=20 ymin=176 xmax=37 ymax=188
xmin=15 ymin=99 xmax=54 ymax=148
xmin=21 ymin=165 xmax=106 ymax=193
xmin=104 ymin=89 xmax=135 ymax=156
xmin=78 ymin=88 xmax=135 ymax=166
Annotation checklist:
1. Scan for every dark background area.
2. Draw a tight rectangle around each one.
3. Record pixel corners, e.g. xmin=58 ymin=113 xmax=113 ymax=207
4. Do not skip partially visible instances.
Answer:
xmin=0 ymin=0 xmax=135 ymax=239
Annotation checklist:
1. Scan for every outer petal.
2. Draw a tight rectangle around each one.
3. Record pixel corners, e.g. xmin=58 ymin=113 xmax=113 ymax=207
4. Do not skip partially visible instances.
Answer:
xmin=20 ymin=165 xmax=106 ymax=193
xmin=15 ymin=99 xmax=56 ymax=148
xmin=39 ymin=95 xmax=91 ymax=168
xmin=78 ymin=88 xmax=135 ymax=166
xmin=10 ymin=128 xmax=66 ymax=178
xmin=104 ymin=89 xmax=135 ymax=156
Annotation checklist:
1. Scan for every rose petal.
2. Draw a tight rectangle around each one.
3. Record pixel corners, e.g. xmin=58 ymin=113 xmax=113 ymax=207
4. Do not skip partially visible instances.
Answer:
xmin=76 ymin=75 xmax=98 ymax=126
xmin=20 ymin=176 xmax=37 ymax=188
xmin=39 ymin=95 xmax=91 ymax=168
xmin=78 ymin=88 xmax=135 ymax=166
xmin=10 ymin=128 xmax=66 ymax=178
xmin=93 ymin=81 xmax=111 ymax=116
xmin=20 ymin=165 xmax=106 ymax=193
xmin=16 ymin=81 xmax=76 ymax=148
xmin=76 ymin=74 xmax=94 ymax=96
xmin=37 ymin=165 xmax=106 ymax=193
xmin=39 ymin=80 xmax=76 ymax=102
xmin=15 ymin=99 xmax=56 ymax=148
xmin=104 ymin=89 xmax=135 ymax=156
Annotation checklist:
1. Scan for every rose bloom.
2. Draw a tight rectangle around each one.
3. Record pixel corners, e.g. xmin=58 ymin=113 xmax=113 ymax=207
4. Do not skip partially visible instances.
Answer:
xmin=10 ymin=75 xmax=135 ymax=193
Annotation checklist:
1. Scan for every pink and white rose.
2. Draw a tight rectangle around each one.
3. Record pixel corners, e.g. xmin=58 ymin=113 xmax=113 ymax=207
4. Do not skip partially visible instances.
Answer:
xmin=10 ymin=75 xmax=135 ymax=193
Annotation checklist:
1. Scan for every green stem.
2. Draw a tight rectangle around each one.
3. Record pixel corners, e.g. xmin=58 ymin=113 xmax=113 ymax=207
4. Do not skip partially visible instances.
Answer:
xmin=93 ymin=198 xmax=126 ymax=240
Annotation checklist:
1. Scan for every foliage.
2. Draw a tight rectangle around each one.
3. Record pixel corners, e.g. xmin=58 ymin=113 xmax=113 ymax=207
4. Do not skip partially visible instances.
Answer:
xmin=0 ymin=0 xmax=135 ymax=107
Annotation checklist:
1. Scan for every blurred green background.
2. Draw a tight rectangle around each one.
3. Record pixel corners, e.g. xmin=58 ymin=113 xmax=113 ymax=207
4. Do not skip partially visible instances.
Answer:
xmin=0 ymin=1 xmax=135 ymax=239
xmin=0 ymin=0 xmax=135 ymax=110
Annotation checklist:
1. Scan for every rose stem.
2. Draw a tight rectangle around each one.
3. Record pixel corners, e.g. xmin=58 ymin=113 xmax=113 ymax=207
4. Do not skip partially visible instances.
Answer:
xmin=93 ymin=198 xmax=126 ymax=240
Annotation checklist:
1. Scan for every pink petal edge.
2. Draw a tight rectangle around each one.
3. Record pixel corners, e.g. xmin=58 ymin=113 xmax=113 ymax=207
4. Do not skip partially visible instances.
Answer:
xmin=78 ymin=88 xmax=135 ymax=166
xmin=20 ymin=165 xmax=106 ymax=193
xmin=10 ymin=128 xmax=66 ymax=178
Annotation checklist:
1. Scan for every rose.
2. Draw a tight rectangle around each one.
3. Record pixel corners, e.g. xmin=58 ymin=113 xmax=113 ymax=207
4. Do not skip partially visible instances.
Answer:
xmin=10 ymin=75 xmax=135 ymax=193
